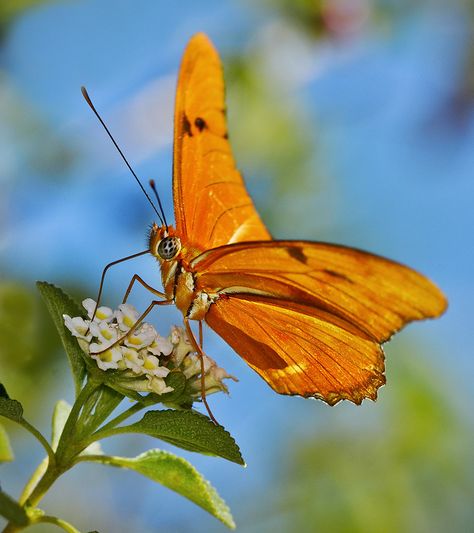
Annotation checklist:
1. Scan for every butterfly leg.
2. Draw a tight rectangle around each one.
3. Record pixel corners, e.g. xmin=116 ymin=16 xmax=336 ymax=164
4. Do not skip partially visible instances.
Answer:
xmin=199 ymin=320 xmax=203 ymax=348
xmin=121 ymin=274 xmax=166 ymax=304
xmin=184 ymin=318 xmax=218 ymax=426
xmin=90 ymin=299 xmax=172 ymax=354
xmin=90 ymin=250 xmax=149 ymax=322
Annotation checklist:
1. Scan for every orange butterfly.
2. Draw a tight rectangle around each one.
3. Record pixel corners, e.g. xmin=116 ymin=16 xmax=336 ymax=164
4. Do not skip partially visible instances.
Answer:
xmin=86 ymin=33 xmax=447 ymax=413
xmin=146 ymin=33 xmax=447 ymax=406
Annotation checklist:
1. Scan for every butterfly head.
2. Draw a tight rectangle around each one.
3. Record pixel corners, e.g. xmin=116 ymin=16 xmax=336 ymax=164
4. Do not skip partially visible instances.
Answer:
xmin=149 ymin=223 xmax=181 ymax=262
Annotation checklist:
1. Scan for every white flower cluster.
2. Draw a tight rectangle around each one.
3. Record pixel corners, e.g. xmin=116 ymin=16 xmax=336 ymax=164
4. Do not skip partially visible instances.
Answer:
xmin=63 ymin=298 xmax=237 ymax=399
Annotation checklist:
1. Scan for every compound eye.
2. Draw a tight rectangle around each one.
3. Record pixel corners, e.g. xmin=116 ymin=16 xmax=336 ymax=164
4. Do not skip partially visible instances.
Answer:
xmin=157 ymin=237 xmax=180 ymax=260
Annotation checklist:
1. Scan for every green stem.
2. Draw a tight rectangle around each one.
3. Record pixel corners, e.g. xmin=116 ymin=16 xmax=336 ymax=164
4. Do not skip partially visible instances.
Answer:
xmin=17 ymin=379 xmax=101 ymax=513
xmin=86 ymin=391 xmax=158 ymax=439
xmin=18 ymin=418 xmax=55 ymax=467
xmin=2 ymin=464 xmax=66 ymax=533
xmin=80 ymin=401 xmax=145 ymax=449
xmin=22 ymin=463 xmax=64 ymax=508
xmin=55 ymin=378 xmax=99 ymax=461
xmin=94 ymin=402 xmax=143 ymax=433
xmin=18 ymin=456 xmax=48 ymax=505
xmin=31 ymin=514 xmax=81 ymax=533
xmin=73 ymin=453 xmax=106 ymax=466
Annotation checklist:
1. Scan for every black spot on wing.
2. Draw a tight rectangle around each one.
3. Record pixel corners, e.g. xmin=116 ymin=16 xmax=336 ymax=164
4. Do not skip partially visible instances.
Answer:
xmin=183 ymin=114 xmax=193 ymax=136
xmin=323 ymin=269 xmax=354 ymax=284
xmin=194 ymin=117 xmax=207 ymax=131
xmin=287 ymin=246 xmax=308 ymax=264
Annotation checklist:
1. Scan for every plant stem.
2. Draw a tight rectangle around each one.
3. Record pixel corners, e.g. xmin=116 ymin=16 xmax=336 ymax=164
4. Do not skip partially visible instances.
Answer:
xmin=14 ymin=379 xmax=101 ymax=518
xmin=18 ymin=457 xmax=48 ymax=505
xmin=80 ymin=401 xmax=145 ymax=449
xmin=19 ymin=418 xmax=55 ymax=467
xmin=22 ymin=464 xmax=62 ymax=508
xmin=55 ymin=378 xmax=99 ymax=461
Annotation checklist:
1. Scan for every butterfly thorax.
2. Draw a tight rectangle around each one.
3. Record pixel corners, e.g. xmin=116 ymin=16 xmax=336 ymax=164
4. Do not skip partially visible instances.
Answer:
xmin=149 ymin=223 xmax=217 ymax=320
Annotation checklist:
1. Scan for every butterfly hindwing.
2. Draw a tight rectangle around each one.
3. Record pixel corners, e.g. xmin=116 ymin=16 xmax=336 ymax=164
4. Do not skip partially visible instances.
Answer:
xmin=206 ymin=294 xmax=386 ymax=405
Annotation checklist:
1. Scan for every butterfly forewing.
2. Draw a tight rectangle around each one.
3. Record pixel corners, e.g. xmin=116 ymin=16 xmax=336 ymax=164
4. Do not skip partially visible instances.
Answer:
xmin=173 ymin=33 xmax=270 ymax=251
xmin=194 ymin=241 xmax=447 ymax=343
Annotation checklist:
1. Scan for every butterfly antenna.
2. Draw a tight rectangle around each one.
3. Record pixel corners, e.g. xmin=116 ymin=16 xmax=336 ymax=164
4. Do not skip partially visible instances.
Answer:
xmin=149 ymin=179 xmax=169 ymax=230
xmin=81 ymin=86 xmax=165 ymax=226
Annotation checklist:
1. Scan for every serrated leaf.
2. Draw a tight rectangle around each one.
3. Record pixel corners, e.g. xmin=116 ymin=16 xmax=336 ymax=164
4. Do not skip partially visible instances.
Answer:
xmin=0 ymin=489 xmax=29 ymax=526
xmin=160 ymin=371 xmax=187 ymax=403
xmin=0 ymin=423 xmax=14 ymax=462
xmin=103 ymin=410 xmax=244 ymax=465
xmin=37 ymin=282 xmax=86 ymax=396
xmin=0 ymin=396 xmax=23 ymax=422
xmin=85 ymin=449 xmax=236 ymax=529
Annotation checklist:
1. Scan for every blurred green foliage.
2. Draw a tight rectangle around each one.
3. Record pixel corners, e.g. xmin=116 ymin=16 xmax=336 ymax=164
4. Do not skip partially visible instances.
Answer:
xmin=0 ymin=423 xmax=14 ymax=462
xmin=227 ymin=55 xmax=316 ymax=194
xmin=226 ymin=54 xmax=324 ymax=236
xmin=0 ymin=282 xmax=61 ymax=410
xmin=0 ymin=75 xmax=77 ymax=182
xmin=249 ymin=349 xmax=474 ymax=533
xmin=0 ymin=0 xmax=62 ymax=38
xmin=258 ymin=0 xmax=474 ymax=132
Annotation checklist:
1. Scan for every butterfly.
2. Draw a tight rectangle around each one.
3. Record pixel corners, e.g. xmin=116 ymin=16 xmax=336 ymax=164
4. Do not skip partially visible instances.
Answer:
xmin=86 ymin=33 xmax=447 ymax=412
xmin=142 ymin=32 xmax=447 ymax=407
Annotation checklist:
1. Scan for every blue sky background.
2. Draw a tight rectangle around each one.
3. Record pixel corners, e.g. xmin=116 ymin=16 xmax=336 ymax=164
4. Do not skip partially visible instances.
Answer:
xmin=1 ymin=1 xmax=473 ymax=531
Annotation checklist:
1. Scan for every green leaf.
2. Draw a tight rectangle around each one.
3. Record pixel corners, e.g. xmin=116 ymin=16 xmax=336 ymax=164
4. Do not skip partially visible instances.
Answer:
xmin=160 ymin=371 xmax=188 ymax=405
xmin=0 ymin=423 xmax=14 ymax=462
xmin=37 ymin=282 xmax=86 ymax=396
xmin=51 ymin=399 xmax=71 ymax=450
xmin=0 ymin=396 xmax=23 ymax=422
xmin=78 ymin=385 xmax=123 ymax=434
xmin=0 ymin=489 xmax=29 ymax=526
xmin=85 ymin=449 xmax=236 ymax=529
xmin=102 ymin=410 xmax=245 ymax=465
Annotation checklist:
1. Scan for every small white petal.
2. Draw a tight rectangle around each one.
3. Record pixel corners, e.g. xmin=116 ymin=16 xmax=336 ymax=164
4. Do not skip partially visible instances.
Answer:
xmin=82 ymin=298 xmax=96 ymax=317
xmin=115 ymin=303 xmax=140 ymax=331
xmin=124 ymin=323 xmax=157 ymax=350
xmin=116 ymin=377 xmax=149 ymax=392
xmin=190 ymin=363 xmax=238 ymax=396
xmin=170 ymin=326 xmax=182 ymax=344
xmin=170 ymin=327 xmax=193 ymax=366
xmin=147 ymin=376 xmax=174 ymax=395
xmin=142 ymin=354 xmax=170 ymax=377
xmin=89 ymin=342 xmax=123 ymax=370
xmin=82 ymin=299 xmax=114 ymax=322
xmin=121 ymin=347 xmax=144 ymax=374
xmin=63 ymin=315 xmax=92 ymax=341
xmin=202 ymin=355 xmax=215 ymax=373
xmin=77 ymin=338 xmax=90 ymax=353
xmin=89 ymin=321 xmax=119 ymax=346
xmin=182 ymin=354 xmax=202 ymax=379
xmin=148 ymin=334 xmax=173 ymax=356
